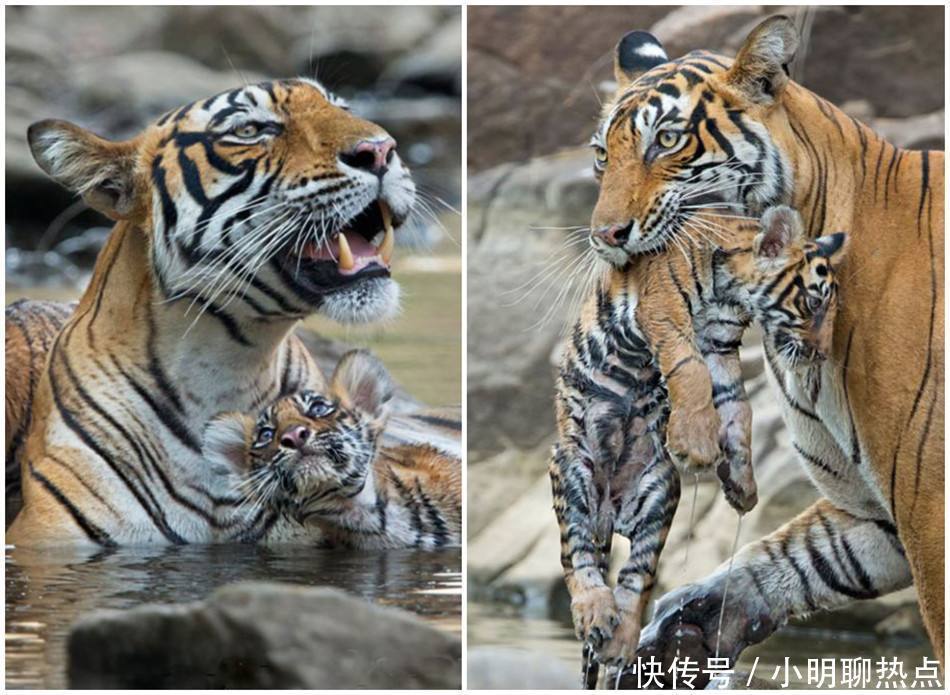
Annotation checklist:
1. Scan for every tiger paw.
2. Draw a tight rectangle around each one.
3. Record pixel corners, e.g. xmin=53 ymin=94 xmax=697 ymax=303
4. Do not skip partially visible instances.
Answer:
xmin=597 ymin=609 xmax=641 ymax=666
xmin=717 ymin=450 xmax=758 ymax=514
xmin=571 ymin=586 xmax=620 ymax=649
xmin=666 ymin=403 xmax=721 ymax=468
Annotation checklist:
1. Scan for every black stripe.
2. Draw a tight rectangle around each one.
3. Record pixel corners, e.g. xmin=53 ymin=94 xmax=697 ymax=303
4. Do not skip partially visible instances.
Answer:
xmin=28 ymin=460 xmax=116 ymax=547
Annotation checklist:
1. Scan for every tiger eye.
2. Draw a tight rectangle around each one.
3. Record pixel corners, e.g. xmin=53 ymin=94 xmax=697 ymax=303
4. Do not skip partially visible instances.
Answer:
xmin=657 ymin=131 xmax=680 ymax=149
xmin=594 ymin=147 xmax=608 ymax=165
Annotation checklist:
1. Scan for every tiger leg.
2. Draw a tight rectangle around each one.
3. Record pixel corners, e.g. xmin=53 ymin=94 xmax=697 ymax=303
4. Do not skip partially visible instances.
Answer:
xmin=599 ymin=450 xmax=680 ymax=668
xmin=637 ymin=498 xmax=911 ymax=688
xmin=549 ymin=444 xmax=619 ymax=650
xmin=704 ymin=347 xmax=757 ymax=513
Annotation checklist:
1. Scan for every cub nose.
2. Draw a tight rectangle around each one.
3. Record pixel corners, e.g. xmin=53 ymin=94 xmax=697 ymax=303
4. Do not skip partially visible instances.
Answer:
xmin=592 ymin=222 xmax=632 ymax=248
xmin=280 ymin=425 xmax=311 ymax=450
xmin=340 ymin=137 xmax=396 ymax=176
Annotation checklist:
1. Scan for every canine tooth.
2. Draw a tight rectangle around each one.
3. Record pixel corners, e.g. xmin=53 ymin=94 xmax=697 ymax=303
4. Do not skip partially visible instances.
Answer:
xmin=379 ymin=201 xmax=394 ymax=265
xmin=337 ymin=233 xmax=354 ymax=270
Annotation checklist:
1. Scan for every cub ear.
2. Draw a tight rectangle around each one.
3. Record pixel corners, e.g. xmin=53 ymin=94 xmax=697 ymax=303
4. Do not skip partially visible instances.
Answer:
xmin=725 ymin=15 xmax=799 ymax=104
xmin=753 ymin=205 xmax=805 ymax=270
xmin=614 ymin=30 xmax=669 ymax=90
xmin=27 ymin=119 xmax=139 ymax=220
xmin=330 ymin=349 xmax=394 ymax=425
xmin=202 ymin=412 xmax=253 ymax=475
xmin=813 ymin=231 xmax=850 ymax=268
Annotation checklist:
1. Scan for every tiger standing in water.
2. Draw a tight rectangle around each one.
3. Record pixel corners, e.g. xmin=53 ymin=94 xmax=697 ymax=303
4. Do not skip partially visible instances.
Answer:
xmin=582 ymin=16 xmax=942 ymax=681
xmin=8 ymin=79 xmax=440 ymax=547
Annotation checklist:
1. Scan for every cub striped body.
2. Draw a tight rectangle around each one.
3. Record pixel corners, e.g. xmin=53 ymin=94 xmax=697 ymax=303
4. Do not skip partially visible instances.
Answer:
xmin=204 ymin=351 xmax=461 ymax=549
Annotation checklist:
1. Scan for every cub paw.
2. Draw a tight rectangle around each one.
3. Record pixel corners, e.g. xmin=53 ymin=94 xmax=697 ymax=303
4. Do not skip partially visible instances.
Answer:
xmin=571 ymin=586 xmax=620 ymax=649
xmin=666 ymin=404 xmax=721 ymax=468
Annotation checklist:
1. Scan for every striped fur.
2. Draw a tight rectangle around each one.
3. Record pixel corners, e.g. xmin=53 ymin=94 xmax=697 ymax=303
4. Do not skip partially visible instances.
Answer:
xmin=590 ymin=16 xmax=943 ymax=680
xmin=5 ymin=299 xmax=75 ymax=525
xmin=551 ymin=205 xmax=846 ymax=670
xmin=204 ymin=351 xmax=461 ymax=549
xmin=8 ymin=79 xmax=438 ymax=547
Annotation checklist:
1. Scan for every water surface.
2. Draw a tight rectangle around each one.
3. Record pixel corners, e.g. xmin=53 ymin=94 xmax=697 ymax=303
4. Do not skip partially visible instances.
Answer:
xmin=7 ymin=544 xmax=461 ymax=688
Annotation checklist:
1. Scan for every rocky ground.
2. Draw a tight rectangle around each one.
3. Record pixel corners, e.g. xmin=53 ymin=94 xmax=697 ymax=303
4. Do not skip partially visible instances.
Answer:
xmin=6 ymin=6 xmax=461 ymax=285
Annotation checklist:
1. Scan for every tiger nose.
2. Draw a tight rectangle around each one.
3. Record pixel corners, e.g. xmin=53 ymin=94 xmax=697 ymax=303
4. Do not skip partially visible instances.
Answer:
xmin=340 ymin=137 xmax=396 ymax=176
xmin=592 ymin=222 xmax=632 ymax=247
xmin=280 ymin=426 xmax=311 ymax=450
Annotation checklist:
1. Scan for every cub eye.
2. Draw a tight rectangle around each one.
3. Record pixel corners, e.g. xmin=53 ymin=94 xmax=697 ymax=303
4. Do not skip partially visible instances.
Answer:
xmin=306 ymin=400 xmax=335 ymax=419
xmin=656 ymin=130 xmax=680 ymax=149
xmin=232 ymin=123 xmax=261 ymax=139
xmin=254 ymin=427 xmax=275 ymax=448
xmin=593 ymin=146 xmax=608 ymax=168
xmin=806 ymin=294 xmax=823 ymax=312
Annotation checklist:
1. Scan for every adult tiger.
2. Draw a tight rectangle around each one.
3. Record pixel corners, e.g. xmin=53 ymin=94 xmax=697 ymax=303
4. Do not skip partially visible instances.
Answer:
xmin=8 ymin=78 xmax=432 ymax=547
xmin=585 ymin=16 xmax=944 ymax=679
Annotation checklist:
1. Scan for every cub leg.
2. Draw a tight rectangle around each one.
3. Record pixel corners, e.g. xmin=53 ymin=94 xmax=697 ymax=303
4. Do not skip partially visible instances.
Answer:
xmin=641 ymin=313 xmax=721 ymax=470
xmin=703 ymin=344 xmax=757 ymax=513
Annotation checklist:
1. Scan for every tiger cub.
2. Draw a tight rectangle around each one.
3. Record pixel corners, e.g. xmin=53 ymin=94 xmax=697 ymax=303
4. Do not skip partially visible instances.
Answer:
xmin=551 ymin=205 xmax=847 ymax=666
xmin=640 ymin=205 xmax=849 ymax=505
xmin=203 ymin=350 xmax=461 ymax=549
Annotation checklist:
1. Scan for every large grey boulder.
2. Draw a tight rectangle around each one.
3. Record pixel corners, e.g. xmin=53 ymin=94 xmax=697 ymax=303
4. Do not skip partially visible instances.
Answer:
xmin=67 ymin=582 xmax=461 ymax=689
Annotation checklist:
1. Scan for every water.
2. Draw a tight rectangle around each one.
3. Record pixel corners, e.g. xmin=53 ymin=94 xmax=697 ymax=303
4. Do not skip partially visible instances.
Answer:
xmin=469 ymin=601 xmax=936 ymax=690
xmin=6 ymin=544 xmax=461 ymax=688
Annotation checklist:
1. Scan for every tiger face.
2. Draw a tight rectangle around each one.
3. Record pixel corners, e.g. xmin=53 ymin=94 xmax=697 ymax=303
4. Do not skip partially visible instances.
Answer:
xmin=28 ymin=78 xmax=415 ymax=324
xmin=203 ymin=350 xmax=393 ymax=516
xmin=589 ymin=19 xmax=799 ymax=265
xmin=735 ymin=206 xmax=849 ymax=370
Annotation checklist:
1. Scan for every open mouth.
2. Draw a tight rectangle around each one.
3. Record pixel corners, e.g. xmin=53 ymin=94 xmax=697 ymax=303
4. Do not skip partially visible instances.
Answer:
xmin=277 ymin=200 xmax=397 ymax=294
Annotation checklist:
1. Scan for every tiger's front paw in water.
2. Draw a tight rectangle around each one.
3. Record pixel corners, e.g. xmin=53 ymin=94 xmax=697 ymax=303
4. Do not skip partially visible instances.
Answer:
xmin=571 ymin=586 xmax=621 ymax=649
xmin=666 ymin=404 xmax=721 ymax=469
xmin=598 ymin=609 xmax=641 ymax=666
xmin=635 ymin=576 xmax=779 ymax=688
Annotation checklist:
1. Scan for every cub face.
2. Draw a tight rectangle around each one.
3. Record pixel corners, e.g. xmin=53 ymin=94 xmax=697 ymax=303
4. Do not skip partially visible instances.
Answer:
xmin=203 ymin=350 xmax=394 ymax=513
xmin=745 ymin=206 xmax=849 ymax=370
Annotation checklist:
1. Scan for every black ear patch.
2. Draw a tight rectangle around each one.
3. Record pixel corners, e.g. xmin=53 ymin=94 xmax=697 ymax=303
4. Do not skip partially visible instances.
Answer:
xmin=617 ymin=31 xmax=669 ymax=76
xmin=816 ymin=232 xmax=847 ymax=257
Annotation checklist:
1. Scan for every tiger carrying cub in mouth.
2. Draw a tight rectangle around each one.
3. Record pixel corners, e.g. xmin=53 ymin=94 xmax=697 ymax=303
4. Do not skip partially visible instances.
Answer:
xmin=8 ymin=78 xmax=460 ymax=547
xmin=555 ymin=14 xmax=943 ymax=687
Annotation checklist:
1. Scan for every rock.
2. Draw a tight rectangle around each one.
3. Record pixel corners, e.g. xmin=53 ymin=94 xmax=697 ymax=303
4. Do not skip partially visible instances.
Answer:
xmin=466 ymin=6 xmax=671 ymax=172
xmin=467 ymin=443 xmax=550 ymax=538
xmin=67 ymin=582 xmax=460 ymax=689
xmin=869 ymin=110 xmax=945 ymax=151
xmin=68 ymin=52 xmax=263 ymax=138
xmin=467 ymin=646 xmax=578 ymax=689
xmin=650 ymin=5 xmax=764 ymax=61
xmin=875 ymin=603 xmax=926 ymax=641
xmin=383 ymin=14 xmax=463 ymax=94
xmin=467 ymin=149 xmax=598 ymax=461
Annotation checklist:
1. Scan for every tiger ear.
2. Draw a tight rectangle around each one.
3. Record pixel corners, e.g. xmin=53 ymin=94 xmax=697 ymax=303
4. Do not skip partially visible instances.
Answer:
xmin=28 ymin=119 xmax=140 ymax=220
xmin=813 ymin=232 xmax=850 ymax=268
xmin=202 ymin=412 xmax=253 ymax=475
xmin=753 ymin=205 xmax=805 ymax=271
xmin=614 ymin=31 xmax=669 ymax=90
xmin=330 ymin=350 xmax=394 ymax=427
xmin=725 ymin=15 xmax=799 ymax=104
